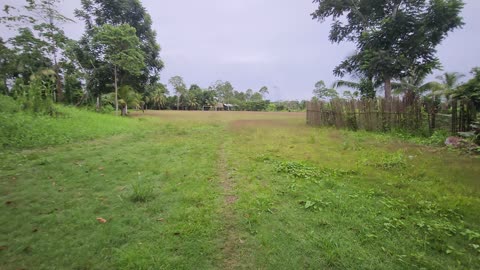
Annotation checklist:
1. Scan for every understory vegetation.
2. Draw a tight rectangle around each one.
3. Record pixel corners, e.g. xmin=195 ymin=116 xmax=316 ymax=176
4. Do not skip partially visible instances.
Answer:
xmin=0 ymin=95 xmax=143 ymax=149
xmin=1 ymin=110 xmax=479 ymax=269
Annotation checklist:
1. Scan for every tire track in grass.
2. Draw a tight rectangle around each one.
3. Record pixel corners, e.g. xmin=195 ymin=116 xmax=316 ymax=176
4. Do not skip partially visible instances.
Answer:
xmin=218 ymin=142 xmax=240 ymax=269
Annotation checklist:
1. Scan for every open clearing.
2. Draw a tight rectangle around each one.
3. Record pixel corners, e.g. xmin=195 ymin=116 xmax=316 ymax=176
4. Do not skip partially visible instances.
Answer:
xmin=1 ymin=111 xmax=480 ymax=269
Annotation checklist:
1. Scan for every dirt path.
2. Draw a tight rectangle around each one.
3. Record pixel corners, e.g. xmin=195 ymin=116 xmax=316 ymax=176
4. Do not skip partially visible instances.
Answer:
xmin=218 ymin=143 xmax=240 ymax=269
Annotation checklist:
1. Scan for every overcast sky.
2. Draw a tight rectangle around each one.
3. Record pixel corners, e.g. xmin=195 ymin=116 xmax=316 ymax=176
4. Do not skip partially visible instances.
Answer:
xmin=2 ymin=0 xmax=479 ymax=100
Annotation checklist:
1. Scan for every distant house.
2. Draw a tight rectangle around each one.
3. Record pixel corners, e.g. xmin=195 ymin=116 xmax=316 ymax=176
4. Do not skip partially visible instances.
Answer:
xmin=202 ymin=105 xmax=213 ymax=111
xmin=223 ymin=104 xmax=236 ymax=111
xmin=206 ymin=103 xmax=237 ymax=111
xmin=215 ymin=103 xmax=224 ymax=111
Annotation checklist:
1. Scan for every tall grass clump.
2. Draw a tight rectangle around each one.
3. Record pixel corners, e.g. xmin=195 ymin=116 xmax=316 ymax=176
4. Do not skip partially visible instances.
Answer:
xmin=130 ymin=174 xmax=155 ymax=202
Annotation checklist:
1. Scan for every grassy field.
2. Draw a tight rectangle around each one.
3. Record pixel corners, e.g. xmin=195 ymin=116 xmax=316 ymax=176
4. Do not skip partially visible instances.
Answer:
xmin=1 ymin=109 xmax=480 ymax=269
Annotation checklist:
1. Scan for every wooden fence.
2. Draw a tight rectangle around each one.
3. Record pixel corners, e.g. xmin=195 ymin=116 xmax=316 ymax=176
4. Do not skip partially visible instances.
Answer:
xmin=306 ymin=98 xmax=477 ymax=134
xmin=451 ymin=100 xmax=477 ymax=133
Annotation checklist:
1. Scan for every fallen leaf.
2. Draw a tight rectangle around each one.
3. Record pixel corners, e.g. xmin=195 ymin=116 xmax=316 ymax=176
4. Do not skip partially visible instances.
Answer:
xmin=96 ymin=217 xmax=107 ymax=223
xmin=98 ymin=167 xmax=104 ymax=171
xmin=157 ymin=218 xmax=165 ymax=222
xmin=100 ymin=174 xmax=105 ymax=177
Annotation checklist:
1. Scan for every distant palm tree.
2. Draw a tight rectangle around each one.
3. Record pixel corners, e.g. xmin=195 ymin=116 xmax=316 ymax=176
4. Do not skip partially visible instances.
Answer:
xmin=185 ymin=95 xmax=199 ymax=110
xmin=436 ymin=72 xmax=465 ymax=102
xmin=151 ymin=89 xmax=167 ymax=109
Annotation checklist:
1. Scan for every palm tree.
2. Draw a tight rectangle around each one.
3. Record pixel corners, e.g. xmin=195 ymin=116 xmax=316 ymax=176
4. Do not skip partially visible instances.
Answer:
xmin=185 ymin=94 xmax=199 ymax=110
xmin=118 ymin=85 xmax=141 ymax=116
xmin=451 ymin=68 xmax=480 ymax=107
xmin=151 ymin=89 xmax=167 ymax=109
xmin=436 ymin=72 xmax=465 ymax=102
xmin=392 ymin=76 xmax=443 ymax=100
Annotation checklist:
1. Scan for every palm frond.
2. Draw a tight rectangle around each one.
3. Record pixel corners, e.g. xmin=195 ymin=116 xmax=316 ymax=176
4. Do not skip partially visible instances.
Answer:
xmin=333 ymin=80 xmax=360 ymax=89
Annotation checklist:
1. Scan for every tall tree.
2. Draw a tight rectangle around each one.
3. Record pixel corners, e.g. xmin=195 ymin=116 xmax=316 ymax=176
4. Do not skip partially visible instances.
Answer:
xmin=92 ymin=24 xmax=145 ymax=115
xmin=259 ymin=86 xmax=269 ymax=99
xmin=452 ymin=68 xmax=480 ymax=108
xmin=75 ymin=0 xmax=164 ymax=92
xmin=211 ymin=80 xmax=234 ymax=104
xmin=313 ymin=80 xmax=338 ymax=100
xmin=436 ymin=72 xmax=465 ymax=101
xmin=245 ymin=89 xmax=253 ymax=101
xmin=2 ymin=0 xmax=74 ymax=101
xmin=168 ymin=76 xmax=187 ymax=110
xmin=0 ymin=38 xmax=14 ymax=94
xmin=8 ymin=28 xmax=52 ymax=85
xmin=312 ymin=0 xmax=465 ymax=99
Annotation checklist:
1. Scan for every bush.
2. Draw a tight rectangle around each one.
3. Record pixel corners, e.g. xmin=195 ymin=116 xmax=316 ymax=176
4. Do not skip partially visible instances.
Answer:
xmin=427 ymin=130 xmax=450 ymax=145
xmin=0 ymin=95 xmax=21 ymax=113
xmin=11 ymin=77 xmax=57 ymax=115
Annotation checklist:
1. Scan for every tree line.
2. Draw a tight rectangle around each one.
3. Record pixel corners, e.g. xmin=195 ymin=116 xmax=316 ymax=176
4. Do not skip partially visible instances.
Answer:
xmin=0 ymin=0 xmax=164 ymax=115
xmin=0 ymin=0 xmax=477 ymax=116
xmin=312 ymin=69 xmax=480 ymax=111
xmin=0 ymin=0 xmax=306 ymax=114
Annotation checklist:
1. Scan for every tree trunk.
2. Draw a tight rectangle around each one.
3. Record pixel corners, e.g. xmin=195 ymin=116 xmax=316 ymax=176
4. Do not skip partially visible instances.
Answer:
xmin=177 ymin=95 xmax=180 ymax=110
xmin=384 ymin=77 xmax=392 ymax=99
xmin=55 ymin=64 xmax=63 ymax=102
xmin=114 ymin=65 xmax=119 ymax=115
xmin=3 ymin=77 xmax=8 ymax=95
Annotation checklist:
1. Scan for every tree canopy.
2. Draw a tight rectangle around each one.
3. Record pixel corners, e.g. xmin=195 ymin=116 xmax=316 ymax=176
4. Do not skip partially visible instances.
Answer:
xmin=312 ymin=0 xmax=465 ymax=99
xmin=75 ymin=0 xmax=163 ymax=95
xmin=92 ymin=24 xmax=145 ymax=113
xmin=313 ymin=80 xmax=338 ymax=100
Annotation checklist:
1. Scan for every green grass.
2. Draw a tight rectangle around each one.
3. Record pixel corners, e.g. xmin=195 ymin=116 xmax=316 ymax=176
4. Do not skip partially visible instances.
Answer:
xmin=1 ymin=109 xmax=479 ymax=269
xmin=0 ymin=95 xmax=144 ymax=149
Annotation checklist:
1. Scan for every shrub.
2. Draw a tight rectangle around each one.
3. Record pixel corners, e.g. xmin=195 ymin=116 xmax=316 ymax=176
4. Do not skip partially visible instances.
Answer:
xmin=0 ymin=95 xmax=21 ymax=113
xmin=427 ymin=130 xmax=450 ymax=146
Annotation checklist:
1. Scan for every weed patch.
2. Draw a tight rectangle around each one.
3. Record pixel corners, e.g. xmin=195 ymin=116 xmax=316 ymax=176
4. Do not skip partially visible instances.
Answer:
xmin=361 ymin=151 xmax=407 ymax=169
xmin=274 ymin=160 xmax=357 ymax=180
xmin=130 ymin=174 xmax=155 ymax=202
